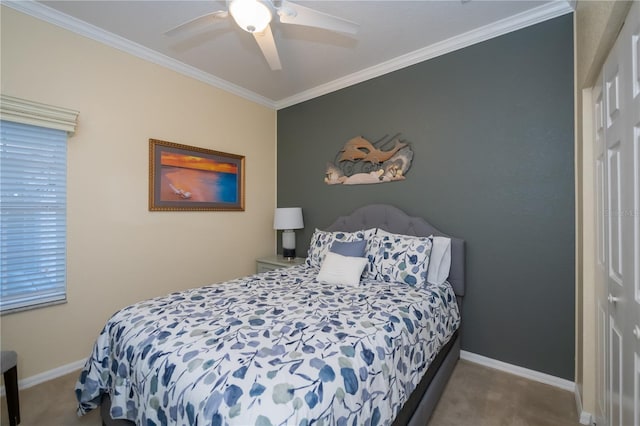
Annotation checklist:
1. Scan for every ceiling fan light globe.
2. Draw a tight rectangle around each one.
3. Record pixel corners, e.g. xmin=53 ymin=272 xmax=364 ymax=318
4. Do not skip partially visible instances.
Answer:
xmin=229 ymin=0 xmax=272 ymax=33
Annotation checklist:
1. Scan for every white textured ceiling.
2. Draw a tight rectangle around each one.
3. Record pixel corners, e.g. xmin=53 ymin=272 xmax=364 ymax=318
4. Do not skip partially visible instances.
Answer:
xmin=6 ymin=0 xmax=573 ymax=108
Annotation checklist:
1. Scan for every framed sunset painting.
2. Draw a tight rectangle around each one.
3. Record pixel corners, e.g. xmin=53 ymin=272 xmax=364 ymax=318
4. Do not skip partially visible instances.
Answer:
xmin=149 ymin=139 xmax=245 ymax=211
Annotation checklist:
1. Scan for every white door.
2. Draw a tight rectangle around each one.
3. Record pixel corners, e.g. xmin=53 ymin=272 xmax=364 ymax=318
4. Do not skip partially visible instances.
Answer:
xmin=603 ymin=21 xmax=625 ymax=426
xmin=627 ymin=4 xmax=640 ymax=424
xmin=594 ymin=71 xmax=608 ymax=426
xmin=594 ymin=3 xmax=639 ymax=425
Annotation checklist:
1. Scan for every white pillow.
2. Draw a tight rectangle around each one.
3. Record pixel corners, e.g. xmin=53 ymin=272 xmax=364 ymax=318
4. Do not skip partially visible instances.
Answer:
xmin=375 ymin=229 xmax=408 ymax=238
xmin=317 ymin=252 xmax=368 ymax=286
xmin=427 ymin=236 xmax=452 ymax=285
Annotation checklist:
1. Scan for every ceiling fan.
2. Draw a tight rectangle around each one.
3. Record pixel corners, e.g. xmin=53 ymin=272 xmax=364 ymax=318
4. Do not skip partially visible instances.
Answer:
xmin=164 ymin=0 xmax=359 ymax=71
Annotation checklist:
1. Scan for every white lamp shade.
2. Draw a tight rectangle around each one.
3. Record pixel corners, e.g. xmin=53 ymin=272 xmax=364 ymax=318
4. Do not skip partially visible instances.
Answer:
xmin=229 ymin=0 xmax=272 ymax=33
xmin=274 ymin=207 xmax=304 ymax=230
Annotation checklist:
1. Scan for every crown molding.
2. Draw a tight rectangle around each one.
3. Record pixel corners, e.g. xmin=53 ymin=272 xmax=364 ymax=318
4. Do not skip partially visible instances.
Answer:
xmin=275 ymin=0 xmax=574 ymax=109
xmin=2 ymin=0 xmax=277 ymax=109
xmin=3 ymin=0 xmax=573 ymax=111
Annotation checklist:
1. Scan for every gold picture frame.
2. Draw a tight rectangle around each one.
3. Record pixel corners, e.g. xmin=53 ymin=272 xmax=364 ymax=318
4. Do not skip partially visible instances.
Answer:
xmin=149 ymin=139 xmax=245 ymax=211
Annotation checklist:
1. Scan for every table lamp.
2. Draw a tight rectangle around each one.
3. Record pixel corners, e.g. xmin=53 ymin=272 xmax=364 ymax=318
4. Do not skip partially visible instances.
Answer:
xmin=274 ymin=207 xmax=304 ymax=260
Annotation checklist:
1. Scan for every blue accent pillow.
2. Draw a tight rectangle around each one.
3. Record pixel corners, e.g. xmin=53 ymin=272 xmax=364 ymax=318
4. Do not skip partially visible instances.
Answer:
xmin=305 ymin=228 xmax=376 ymax=268
xmin=330 ymin=240 xmax=367 ymax=257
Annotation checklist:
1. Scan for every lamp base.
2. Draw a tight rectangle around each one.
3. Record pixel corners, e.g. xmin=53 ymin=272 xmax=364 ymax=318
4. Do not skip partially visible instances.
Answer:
xmin=282 ymin=248 xmax=296 ymax=260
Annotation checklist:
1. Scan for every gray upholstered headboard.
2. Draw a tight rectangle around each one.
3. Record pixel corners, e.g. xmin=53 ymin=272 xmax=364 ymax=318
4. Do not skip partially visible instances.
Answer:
xmin=325 ymin=204 xmax=465 ymax=298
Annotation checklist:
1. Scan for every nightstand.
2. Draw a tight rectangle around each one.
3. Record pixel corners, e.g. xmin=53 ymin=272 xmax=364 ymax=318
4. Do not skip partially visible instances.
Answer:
xmin=256 ymin=255 xmax=305 ymax=273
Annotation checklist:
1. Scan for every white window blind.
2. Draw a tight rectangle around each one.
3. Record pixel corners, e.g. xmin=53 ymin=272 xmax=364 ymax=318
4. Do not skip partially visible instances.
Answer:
xmin=0 ymin=120 xmax=68 ymax=312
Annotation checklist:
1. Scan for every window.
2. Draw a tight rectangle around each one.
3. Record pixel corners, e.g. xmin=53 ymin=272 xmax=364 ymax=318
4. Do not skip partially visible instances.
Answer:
xmin=0 ymin=95 xmax=78 ymax=313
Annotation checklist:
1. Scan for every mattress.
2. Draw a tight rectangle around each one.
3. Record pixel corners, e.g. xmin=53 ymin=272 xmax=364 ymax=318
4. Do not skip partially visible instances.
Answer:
xmin=76 ymin=264 xmax=460 ymax=425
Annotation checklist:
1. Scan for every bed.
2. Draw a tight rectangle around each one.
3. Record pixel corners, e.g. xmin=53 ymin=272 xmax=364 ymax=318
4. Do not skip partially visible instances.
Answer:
xmin=76 ymin=204 xmax=465 ymax=426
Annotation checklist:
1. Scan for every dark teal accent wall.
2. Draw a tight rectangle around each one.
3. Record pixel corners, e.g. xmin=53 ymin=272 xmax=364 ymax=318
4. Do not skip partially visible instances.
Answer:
xmin=277 ymin=15 xmax=574 ymax=380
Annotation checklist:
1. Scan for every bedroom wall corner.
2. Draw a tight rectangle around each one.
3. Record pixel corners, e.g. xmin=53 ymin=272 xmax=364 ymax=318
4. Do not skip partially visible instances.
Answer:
xmin=573 ymin=11 xmax=584 ymax=404
xmin=577 ymin=83 xmax=596 ymax=421
xmin=0 ymin=6 xmax=277 ymax=381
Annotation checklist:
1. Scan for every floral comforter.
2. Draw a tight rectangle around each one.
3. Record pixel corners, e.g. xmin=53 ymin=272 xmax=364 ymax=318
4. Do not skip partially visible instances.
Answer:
xmin=76 ymin=265 xmax=460 ymax=426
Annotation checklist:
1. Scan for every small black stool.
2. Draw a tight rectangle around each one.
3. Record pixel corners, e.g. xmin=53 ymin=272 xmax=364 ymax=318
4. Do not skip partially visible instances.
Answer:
xmin=1 ymin=351 xmax=20 ymax=426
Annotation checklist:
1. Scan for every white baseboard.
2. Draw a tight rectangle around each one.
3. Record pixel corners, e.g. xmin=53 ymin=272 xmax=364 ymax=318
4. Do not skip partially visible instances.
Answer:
xmin=460 ymin=350 xmax=575 ymax=391
xmin=579 ymin=411 xmax=594 ymax=425
xmin=460 ymin=350 xmax=597 ymax=424
xmin=0 ymin=358 xmax=86 ymax=396
xmin=574 ymin=382 xmax=595 ymax=425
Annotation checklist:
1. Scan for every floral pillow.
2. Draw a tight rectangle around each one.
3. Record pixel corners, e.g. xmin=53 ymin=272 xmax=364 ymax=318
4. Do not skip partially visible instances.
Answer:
xmin=306 ymin=228 xmax=376 ymax=268
xmin=366 ymin=234 xmax=433 ymax=286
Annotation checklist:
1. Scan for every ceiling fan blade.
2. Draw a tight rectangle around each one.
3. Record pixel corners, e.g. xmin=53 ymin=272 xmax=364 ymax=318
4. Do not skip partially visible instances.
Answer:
xmin=253 ymin=24 xmax=282 ymax=70
xmin=276 ymin=0 xmax=359 ymax=35
xmin=164 ymin=11 xmax=229 ymax=37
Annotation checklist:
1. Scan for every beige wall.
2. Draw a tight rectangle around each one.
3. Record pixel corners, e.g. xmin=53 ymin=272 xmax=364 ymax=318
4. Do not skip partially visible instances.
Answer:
xmin=574 ymin=0 xmax=631 ymax=417
xmin=0 ymin=6 xmax=276 ymax=380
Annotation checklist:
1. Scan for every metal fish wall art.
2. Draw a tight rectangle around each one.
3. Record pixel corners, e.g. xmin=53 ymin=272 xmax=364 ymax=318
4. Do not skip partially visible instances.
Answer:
xmin=324 ymin=134 xmax=413 ymax=185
